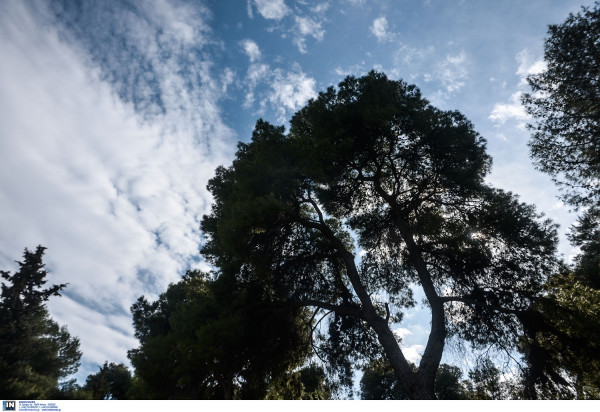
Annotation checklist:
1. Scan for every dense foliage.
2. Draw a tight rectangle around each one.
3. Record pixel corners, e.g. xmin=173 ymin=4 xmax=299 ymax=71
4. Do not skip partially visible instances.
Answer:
xmin=360 ymin=357 xmax=518 ymax=400
xmin=0 ymin=247 xmax=81 ymax=399
xmin=127 ymin=270 xmax=314 ymax=399
xmin=521 ymin=4 xmax=600 ymax=398
xmin=523 ymin=3 xmax=600 ymax=208
xmin=200 ymin=71 xmax=559 ymax=399
xmin=84 ymin=362 xmax=132 ymax=400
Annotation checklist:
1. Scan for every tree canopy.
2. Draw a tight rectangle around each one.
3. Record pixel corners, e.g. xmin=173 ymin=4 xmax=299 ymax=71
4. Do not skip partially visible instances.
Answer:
xmin=520 ymin=4 xmax=600 ymax=398
xmin=84 ymin=361 xmax=133 ymax=400
xmin=200 ymin=71 xmax=560 ymax=399
xmin=523 ymin=3 xmax=600 ymax=209
xmin=359 ymin=357 xmax=518 ymax=400
xmin=0 ymin=246 xmax=81 ymax=399
xmin=127 ymin=270 xmax=313 ymax=399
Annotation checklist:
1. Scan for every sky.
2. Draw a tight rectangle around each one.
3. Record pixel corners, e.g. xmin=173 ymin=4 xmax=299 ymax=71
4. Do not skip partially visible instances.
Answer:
xmin=0 ymin=0 xmax=594 ymax=385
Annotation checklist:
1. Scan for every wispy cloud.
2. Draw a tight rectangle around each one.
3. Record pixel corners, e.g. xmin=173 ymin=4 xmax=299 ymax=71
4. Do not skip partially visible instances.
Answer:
xmin=0 ymin=0 xmax=235 ymax=380
xmin=489 ymin=92 xmax=529 ymax=127
xmin=240 ymin=38 xmax=262 ymax=62
xmin=516 ymin=49 xmax=546 ymax=84
xmin=311 ymin=2 xmax=330 ymax=14
xmin=393 ymin=327 xmax=414 ymax=341
xmin=247 ymin=0 xmax=328 ymax=54
xmin=241 ymin=60 xmax=317 ymax=122
xmin=420 ymin=51 xmax=468 ymax=104
xmin=250 ymin=0 xmax=290 ymax=20
xmin=436 ymin=51 xmax=468 ymax=93
xmin=244 ymin=63 xmax=271 ymax=107
xmin=269 ymin=67 xmax=317 ymax=121
xmin=371 ymin=16 xmax=393 ymax=43
xmin=489 ymin=49 xmax=545 ymax=128
xmin=293 ymin=15 xmax=326 ymax=53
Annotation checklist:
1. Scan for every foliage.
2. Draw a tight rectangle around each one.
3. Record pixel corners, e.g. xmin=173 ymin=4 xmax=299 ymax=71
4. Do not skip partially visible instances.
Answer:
xmin=0 ymin=246 xmax=81 ymax=399
xmin=360 ymin=359 xmax=469 ymax=399
xmin=127 ymin=270 xmax=312 ymax=399
xmin=523 ymin=3 xmax=600 ymax=208
xmin=570 ymin=207 xmax=600 ymax=289
xmin=266 ymin=364 xmax=332 ymax=400
xmin=84 ymin=361 xmax=132 ymax=400
xmin=360 ymin=358 xmax=412 ymax=400
xmin=521 ymin=4 xmax=600 ymax=398
xmin=518 ymin=269 xmax=600 ymax=399
xmin=464 ymin=358 xmax=518 ymax=400
xmin=436 ymin=364 xmax=469 ymax=400
xmin=201 ymin=71 xmax=559 ymax=399
xmin=516 ymin=211 xmax=599 ymax=399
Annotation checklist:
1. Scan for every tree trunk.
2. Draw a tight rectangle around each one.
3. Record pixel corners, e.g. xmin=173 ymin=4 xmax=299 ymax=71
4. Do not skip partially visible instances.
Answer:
xmin=305 ymin=204 xmax=442 ymax=399
xmin=218 ymin=372 xmax=234 ymax=400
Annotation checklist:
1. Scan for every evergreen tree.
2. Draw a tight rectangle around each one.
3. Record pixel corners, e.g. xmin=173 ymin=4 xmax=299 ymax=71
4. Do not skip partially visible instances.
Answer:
xmin=201 ymin=72 xmax=559 ymax=399
xmin=0 ymin=246 xmax=81 ymax=399
xmin=465 ymin=358 xmax=508 ymax=400
xmin=84 ymin=361 xmax=132 ymax=400
xmin=127 ymin=270 xmax=313 ymax=399
xmin=266 ymin=364 xmax=332 ymax=400
xmin=521 ymin=5 xmax=600 ymax=398
xmin=360 ymin=359 xmax=468 ymax=400
xmin=523 ymin=3 xmax=600 ymax=208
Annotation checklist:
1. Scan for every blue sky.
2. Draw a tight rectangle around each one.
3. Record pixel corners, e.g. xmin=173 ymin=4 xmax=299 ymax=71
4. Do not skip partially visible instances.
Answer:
xmin=0 ymin=0 xmax=593 ymax=385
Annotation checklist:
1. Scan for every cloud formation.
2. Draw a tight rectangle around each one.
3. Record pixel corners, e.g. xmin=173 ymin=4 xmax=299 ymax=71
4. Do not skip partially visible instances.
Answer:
xmin=293 ymin=15 xmax=326 ymax=53
xmin=516 ymin=49 xmax=546 ymax=84
xmin=489 ymin=49 xmax=545 ymax=128
xmin=371 ymin=16 xmax=392 ymax=42
xmin=269 ymin=68 xmax=317 ymax=121
xmin=435 ymin=51 xmax=468 ymax=93
xmin=241 ymin=59 xmax=317 ymax=122
xmin=240 ymin=39 xmax=262 ymax=62
xmin=489 ymin=92 xmax=530 ymax=127
xmin=251 ymin=0 xmax=290 ymax=20
xmin=0 ymin=0 xmax=235 ymax=380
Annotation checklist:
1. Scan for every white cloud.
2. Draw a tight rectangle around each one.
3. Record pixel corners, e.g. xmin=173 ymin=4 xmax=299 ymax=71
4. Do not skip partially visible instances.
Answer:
xmin=269 ymin=68 xmax=317 ymax=121
xmin=311 ymin=2 xmax=330 ymax=14
xmin=371 ymin=16 xmax=392 ymax=43
xmin=334 ymin=62 xmax=368 ymax=78
xmin=488 ymin=49 xmax=547 ymax=131
xmin=393 ymin=327 xmax=414 ymax=340
xmin=489 ymin=91 xmax=529 ymax=127
xmin=248 ymin=2 xmax=328 ymax=54
xmin=240 ymin=38 xmax=262 ymax=62
xmin=437 ymin=51 xmax=468 ymax=93
xmin=244 ymin=63 xmax=271 ymax=107
xmin=293 ymin=15 xmax=326 ymax=53
xmin=402 ymin=344 xmax=425 ymax=364
xmin=241 ymin=62 xmax=316 ymax=121
xmin=516 ymin=49 xmax=546 ymax=82
xmin=0 ymin=0 xmax=234 ymax=378
xmin=252 ymin=0 xmax=290 ymax=20
xmin=220 ymin=67 xmax=236 ymax=93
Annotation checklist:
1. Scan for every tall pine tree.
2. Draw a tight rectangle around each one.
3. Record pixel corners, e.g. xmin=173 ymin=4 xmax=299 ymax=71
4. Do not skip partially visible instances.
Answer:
xmin=0 ymin=246 xmax=81 ymax=399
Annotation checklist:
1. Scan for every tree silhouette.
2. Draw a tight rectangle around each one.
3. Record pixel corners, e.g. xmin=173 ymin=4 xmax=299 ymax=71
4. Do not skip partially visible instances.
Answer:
xmin=521 ymin=4 xmax=600 ymax=398
xmin=0 ymin=246 xmax=81 ymax=399
xmin=127 ymin=270 xmax=312 ymax=399
xmin=523 ymin=3 xmax=600 ymax=209
xmin=201 ymin=72 xmax=559 ymax=399
xmin=84 ymin=361 xmax=132 ymax=400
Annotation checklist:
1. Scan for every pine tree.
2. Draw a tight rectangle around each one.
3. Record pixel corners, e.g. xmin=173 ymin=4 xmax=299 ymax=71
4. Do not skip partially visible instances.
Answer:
xmin=0 ymin=246 xmax=81 ymax=399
